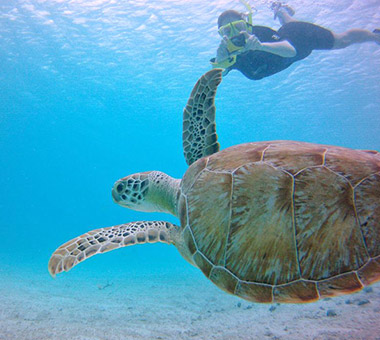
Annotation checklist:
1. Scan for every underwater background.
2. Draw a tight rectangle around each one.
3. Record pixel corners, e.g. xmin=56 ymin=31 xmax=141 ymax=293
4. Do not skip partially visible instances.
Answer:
xmin=0 ymin=0 xmax=379 ymax=339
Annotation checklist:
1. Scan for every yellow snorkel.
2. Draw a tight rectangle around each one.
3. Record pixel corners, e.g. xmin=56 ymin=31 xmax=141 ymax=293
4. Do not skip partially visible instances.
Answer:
xmin=240 ymin=0 xmax=253 ymax=26
xmin=227 ymin=0 xmax=254 ymax=52
xmin=211 ymin=0 xmax=255 ymax=69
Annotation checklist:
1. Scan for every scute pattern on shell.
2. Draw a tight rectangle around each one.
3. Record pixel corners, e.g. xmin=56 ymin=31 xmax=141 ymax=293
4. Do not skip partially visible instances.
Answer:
xmin=179 ymin=141 xmax=380 ymax=303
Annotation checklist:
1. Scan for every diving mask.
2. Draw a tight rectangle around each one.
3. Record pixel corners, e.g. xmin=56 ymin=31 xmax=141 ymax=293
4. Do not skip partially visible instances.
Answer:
xmin=219 ymin=20 xmax=250 ymax=53
xmin=218 ymin=20 xmax=249 ymax=39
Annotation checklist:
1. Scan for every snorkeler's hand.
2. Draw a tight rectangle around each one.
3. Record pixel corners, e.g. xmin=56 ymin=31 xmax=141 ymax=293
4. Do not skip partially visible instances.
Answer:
xmin=241 ymin=32 xmax=262 ymax=52
xmin=216 ymin=35 xmax=230 ymax=62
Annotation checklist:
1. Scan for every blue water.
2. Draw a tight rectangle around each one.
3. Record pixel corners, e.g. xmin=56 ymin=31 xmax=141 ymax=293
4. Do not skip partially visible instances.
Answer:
xmin=1 ymin=0 xmax=380 ymax=339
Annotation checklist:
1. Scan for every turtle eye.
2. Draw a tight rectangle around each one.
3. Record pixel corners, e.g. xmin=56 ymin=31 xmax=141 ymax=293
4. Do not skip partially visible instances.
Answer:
xmin=116 ymin=183 xmax=124 ymax=193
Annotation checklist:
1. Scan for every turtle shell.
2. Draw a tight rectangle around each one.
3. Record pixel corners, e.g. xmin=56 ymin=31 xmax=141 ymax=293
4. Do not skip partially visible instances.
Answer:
xmin=178 ymin=141 xmax=380 ymax=303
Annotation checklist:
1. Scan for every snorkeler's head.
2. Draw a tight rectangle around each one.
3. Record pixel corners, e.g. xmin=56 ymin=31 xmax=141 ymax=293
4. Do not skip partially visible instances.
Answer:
xmin=217 ymin=10 xmax=245 ymax=28
xmin=217 ymin=10 xmax=250 ymax=50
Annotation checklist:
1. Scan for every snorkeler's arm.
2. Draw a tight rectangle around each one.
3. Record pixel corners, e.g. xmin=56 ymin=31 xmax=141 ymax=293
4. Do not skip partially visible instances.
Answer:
xmin=241 ymin=32 xmax=296 ymax=58
xmin=259 ymin=40 xmax=296 ymax=57
xmin=216 ymin=36 xmax=230 ymax=62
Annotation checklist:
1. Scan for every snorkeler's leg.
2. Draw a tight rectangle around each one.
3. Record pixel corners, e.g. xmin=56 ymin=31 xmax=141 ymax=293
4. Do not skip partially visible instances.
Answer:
xmin=332 ymin=29 xmax=380 ymax=48
xmin=271 ymin=2 xmax=296 ymax=25
xmin=277 ymin=11 xmax=296 ymax=25
xmin=276 ymin=9 xmax=296 ymax=25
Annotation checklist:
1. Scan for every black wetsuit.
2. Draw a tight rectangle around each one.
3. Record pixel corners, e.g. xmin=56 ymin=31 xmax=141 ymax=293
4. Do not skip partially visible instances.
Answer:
xmin=228 ymin=22 xmax=335 ymax=80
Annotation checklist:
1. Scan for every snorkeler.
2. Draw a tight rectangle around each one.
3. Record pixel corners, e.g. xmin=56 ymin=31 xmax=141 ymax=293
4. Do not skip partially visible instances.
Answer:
xmin=211 ymin=1 xmax=380 ymax=80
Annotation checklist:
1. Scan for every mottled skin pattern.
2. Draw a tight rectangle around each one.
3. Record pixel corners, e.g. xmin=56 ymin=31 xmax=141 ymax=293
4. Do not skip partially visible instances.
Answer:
xmin=48 ymin=221 xmax=177 ymax=276
xmin=182 ymin=70 xmax=221 ymax=165
xmin=49 ymin=69 xmax=380 ymax=303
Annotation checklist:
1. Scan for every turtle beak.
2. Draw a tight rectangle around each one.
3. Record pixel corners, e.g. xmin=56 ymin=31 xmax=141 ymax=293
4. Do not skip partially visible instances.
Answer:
xmin=112 ymin=181 xmax=123 ymax=203
xmin=112 ymin=187 xmax=120 ymax=203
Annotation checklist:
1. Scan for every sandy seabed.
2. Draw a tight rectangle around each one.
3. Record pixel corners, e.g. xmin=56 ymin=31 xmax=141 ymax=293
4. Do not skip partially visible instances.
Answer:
xmin=0 ymin=267 xmax=379 ymax=340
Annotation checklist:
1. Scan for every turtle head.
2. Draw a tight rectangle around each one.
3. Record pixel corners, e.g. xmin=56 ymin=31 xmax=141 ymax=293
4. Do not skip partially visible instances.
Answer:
xmin=112 ymin=171 xmax=154 ymax=212
xmin=112 ymin=171 xmax=180 ymax=216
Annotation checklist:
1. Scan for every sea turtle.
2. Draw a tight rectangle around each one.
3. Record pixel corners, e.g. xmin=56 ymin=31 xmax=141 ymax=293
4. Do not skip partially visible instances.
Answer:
xmin=49 ymin=69 xmax=380 ymax=303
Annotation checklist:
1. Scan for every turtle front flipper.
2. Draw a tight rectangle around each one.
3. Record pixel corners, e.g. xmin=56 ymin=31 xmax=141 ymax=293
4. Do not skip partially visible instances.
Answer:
xmin=183 ymin=69 xmax=223 ymax=166
xmin=48 ymin=221 xmax=179 ymax=277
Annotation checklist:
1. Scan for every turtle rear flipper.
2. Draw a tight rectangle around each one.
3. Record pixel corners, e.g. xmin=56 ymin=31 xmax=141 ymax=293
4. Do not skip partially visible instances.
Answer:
xmin=182 ymin=69 xmax=223 ymax=166
xmin=48 ymin=221 xmax=179 ymax=277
